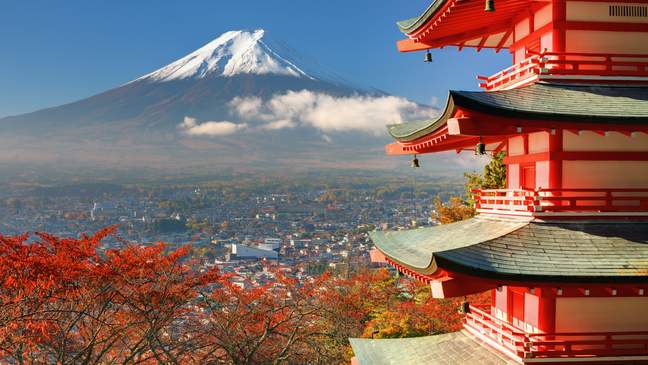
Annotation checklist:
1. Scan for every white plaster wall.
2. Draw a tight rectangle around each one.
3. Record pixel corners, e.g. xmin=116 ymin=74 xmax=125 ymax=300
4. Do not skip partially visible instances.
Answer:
xmin=528 ymin=132 xmax=550 ymax=154
xmin=535 ymin=4 xmax=553 ymax=30
xmin=535 ymin=161 xmax=550 ymax=189
xmin=515 ymin=18 xmax=531 ymax=42
xmin=509 ymin=136 xmax=525 ymax=156
xmin=567 ymin=1 xmax=648 ymax=23
xmin=540 ymin=32 xmax=553 ymax=52
xmin=494 ymin=287 xmax=509 ymax=322
xmin=566 ymin=30 xmax=648 ymax=54
xmin=556 ymin=297 xmax=648 ymax=332
xmin=508 ymin=164 xmax=520 ymax=189
xmin=524 ymin=292 xmax=540 ymax=333
xmin=563 ymin=131 xmax=648 ymax=151
xmin=513 ymin=47 xmax=526 ymax=63
xmin=563 ymin=161 xmax=648 ymax=188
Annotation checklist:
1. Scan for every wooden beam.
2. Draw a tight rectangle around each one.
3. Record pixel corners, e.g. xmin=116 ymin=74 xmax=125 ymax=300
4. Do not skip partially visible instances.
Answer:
xmin=504 ymin=152 xmax=552 ymax=164
xmin=495 ymin=28 xmax=513 ymax=53
xmin=503 ymin=151 xmax=648 ymax=164
xmin=560 ymin=151 xmax=648 ymax=161
xmin=431 ymin=277 xmax=497 ymax=299
xmin=398 ymin=23 xmax=512 ymax=52
xmin=447 ymin=117 xmax=548 ymax=136
xmin=494 ymin=141 xmax=507 ymax=153
xmin=476 ymin=36 xmax=488 ymax=52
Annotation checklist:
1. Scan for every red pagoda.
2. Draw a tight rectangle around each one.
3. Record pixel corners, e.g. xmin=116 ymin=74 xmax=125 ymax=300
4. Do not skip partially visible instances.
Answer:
xmin=350 ymin=0 xmax=648 ymax=364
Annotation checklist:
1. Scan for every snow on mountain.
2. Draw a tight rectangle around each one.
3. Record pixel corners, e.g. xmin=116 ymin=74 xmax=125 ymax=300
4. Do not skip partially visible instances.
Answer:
xmin=0 ymin=28 xmax=434 ymax=173
xmin=137 ymin=29 xmax=313 ymax=82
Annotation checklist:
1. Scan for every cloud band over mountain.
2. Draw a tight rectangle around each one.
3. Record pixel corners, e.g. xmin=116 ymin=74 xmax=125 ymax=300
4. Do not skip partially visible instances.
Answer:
xmin=180 ymin=117 xmax=247 ymax=136
xmin=180 ymin=90 xmax=437 ymax=137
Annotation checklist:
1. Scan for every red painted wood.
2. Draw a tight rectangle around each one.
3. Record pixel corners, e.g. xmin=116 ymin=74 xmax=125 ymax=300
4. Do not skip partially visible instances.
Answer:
xmin=503 ymin=152 xmax=551 ymax=164
xmin=553 ymin=0 xmax=566 ymax=54
xmin=549 ymin=128 xmax=562 ymax=190
xmin=465 ymin=304 xmax=648 ymax=361
xmin=480 ymin=51 xmax=648 ymax=91
xmin=473 ymin=188 xmax=648 ymax=215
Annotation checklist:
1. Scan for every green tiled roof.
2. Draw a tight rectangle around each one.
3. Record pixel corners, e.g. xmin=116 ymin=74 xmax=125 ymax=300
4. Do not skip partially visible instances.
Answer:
xmin=350 ymin=331 xmax=511 ymax=365
xmin=371 ymin=218 xmax=648 ymax=282
xmin=388 ymin=84 xmax=648 ymax=142
xmin=396 ymin=0 xmax=447 ymax=34
xmin=369 ymin=216 xmax=528 ymax=274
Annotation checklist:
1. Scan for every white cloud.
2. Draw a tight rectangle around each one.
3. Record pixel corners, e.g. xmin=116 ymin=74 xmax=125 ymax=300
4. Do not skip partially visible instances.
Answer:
xmin=261 ymin=119 xmax=296 ymax=130
xmin=229 ymin=90 xmax=437 ymax=135
xmin=179 ymin=116 xmax=247 ymax=136
xmin=229 ymin=96 xmax=263 ymax=119
xmin=179 ymin=90 xmax=437 ymax=137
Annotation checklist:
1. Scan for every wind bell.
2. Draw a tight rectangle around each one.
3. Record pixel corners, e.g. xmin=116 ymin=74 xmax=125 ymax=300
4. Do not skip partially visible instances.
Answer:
xmin=411 ymin=154 xmax=420 ymax=168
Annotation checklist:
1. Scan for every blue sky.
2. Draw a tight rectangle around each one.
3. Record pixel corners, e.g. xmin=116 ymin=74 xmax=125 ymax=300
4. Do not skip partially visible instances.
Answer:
xmin=0 ymin=0 xmax=510 ymax=118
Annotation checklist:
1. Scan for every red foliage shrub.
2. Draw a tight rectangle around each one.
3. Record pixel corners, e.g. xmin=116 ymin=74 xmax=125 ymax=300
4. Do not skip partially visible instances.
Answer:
xmin=0 ymin=228 xmax=491 ymax=364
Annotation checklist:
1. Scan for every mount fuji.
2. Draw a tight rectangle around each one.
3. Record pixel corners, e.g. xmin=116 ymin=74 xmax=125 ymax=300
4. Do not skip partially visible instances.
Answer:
xmin=137 ymin=29 xmax=312 ymax=81
xmin=0 ymin=29 xmax=434 ymax=174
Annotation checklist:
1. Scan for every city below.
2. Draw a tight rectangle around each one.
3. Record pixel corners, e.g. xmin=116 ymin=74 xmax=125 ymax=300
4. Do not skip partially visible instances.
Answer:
xmin=0 ymin=173 xmax=462 ymax=288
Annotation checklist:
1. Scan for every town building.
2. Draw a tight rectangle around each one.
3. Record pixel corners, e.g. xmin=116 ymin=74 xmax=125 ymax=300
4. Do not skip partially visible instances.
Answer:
xmin=229 ymin=243 xmax=279 ymax=260
xmin=351 ymin=0 xmax=648 ymax=364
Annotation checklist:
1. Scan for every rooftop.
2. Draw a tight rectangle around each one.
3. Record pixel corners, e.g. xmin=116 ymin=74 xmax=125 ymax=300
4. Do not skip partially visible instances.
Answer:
xmin=350 ymin=330 xmax=513 ymax=365
xmin=388 ymin=83 xmax=648 ymax=142
xmin=371 ymin=216 xmax=648 ymax=283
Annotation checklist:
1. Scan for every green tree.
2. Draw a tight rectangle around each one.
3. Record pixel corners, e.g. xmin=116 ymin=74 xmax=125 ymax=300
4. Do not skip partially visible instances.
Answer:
xmin=435 ymin=152 xmax=507 ymax=223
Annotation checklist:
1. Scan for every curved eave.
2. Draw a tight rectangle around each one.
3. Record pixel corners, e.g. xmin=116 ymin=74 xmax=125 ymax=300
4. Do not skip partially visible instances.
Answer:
xmin=372 ymin=219 xmax=648 ymax=285
xmin=435 ymin=255 xmax=648 ymax=284
xmin=395 ymin=0 xmax=532 ymax=52
xmin=387 ymin=84 xmax=648 ymax=143
xmin=396 ymin=0 xmax=448 ymax=34
xmin=387 ymin=92 xmax=455 ymax=142
xmin=370 ymin=216 xmax=530 ymax=275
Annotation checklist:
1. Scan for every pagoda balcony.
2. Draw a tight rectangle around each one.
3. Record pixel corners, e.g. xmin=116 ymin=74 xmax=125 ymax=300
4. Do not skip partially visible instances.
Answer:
xmin=478 ymin=51 xmax=648 ymax=91
xmin=472 ymin=188 xmax=648 ymax=218
xmin=464 ymin=304 xmax=648 ymax=362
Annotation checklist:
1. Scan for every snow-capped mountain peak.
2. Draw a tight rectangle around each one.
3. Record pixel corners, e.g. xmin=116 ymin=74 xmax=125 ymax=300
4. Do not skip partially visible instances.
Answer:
xmin=137 ymin=29 xmax=312 ymax=82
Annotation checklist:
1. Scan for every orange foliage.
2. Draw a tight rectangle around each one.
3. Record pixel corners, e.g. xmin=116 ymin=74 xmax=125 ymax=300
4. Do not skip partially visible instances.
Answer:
xmin=433 ymin=196 xmax=476 ymax=224
xmin=0 ymin=228 xmax=491 ymax=364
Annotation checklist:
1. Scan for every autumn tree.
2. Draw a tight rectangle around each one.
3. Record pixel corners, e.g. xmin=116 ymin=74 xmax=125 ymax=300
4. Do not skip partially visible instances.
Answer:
xmin=433 ymin=151 xmax=506 ymax=224
xmin=464 ymin=151 xmax=507 ymax=203
xmin=188 ymin=271 xmax=331 ymax=364
xmin=1 ymin=228 xmax=489 ymax=364
xmin=0 ymin=227 xmax=219 ymax=364
xmin=359 ymin=273 xmax=490 ymax=340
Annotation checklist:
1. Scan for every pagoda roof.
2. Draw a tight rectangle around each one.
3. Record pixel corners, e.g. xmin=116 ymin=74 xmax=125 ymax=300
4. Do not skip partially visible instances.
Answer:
xmin=395 ymin=0 xmax=532 ymax=51
xmin=389 ymin=84 xmax=648 ymax=142
xmin=350 ymin=330 xmax=510 ymax=365
xmin=371 ymin=217 xmax=648 ymax=283
xmin=396 ymin=0 xmax=446 ymax=35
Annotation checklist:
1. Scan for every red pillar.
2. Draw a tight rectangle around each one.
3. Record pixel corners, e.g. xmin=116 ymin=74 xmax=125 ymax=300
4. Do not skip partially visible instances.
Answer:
xmin=548 ymin=129 xmax=563 ymax=190
xmin=537 ymin=288 xmax=556 ymax=333
xmin=552 ymin=0 xmax=566 ymax=54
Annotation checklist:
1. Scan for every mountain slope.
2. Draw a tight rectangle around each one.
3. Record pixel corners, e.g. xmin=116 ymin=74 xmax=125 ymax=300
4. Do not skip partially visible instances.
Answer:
xmin=0 ymin=29 xmax=431 ymax=173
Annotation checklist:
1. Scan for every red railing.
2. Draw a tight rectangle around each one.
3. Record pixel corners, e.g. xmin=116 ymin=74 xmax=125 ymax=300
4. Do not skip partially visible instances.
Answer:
xmin=478 ymin=55 xmax=541 ymax=91
xmin=539 ymin=51 xmax=648 ymax=77
xmin=465 ymin=305 xmax=648 ymax=360
xmin=472 ymin=188 xmax=648 ymax=216
xmin=478 ymin=51 xmax=648 ymax=91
